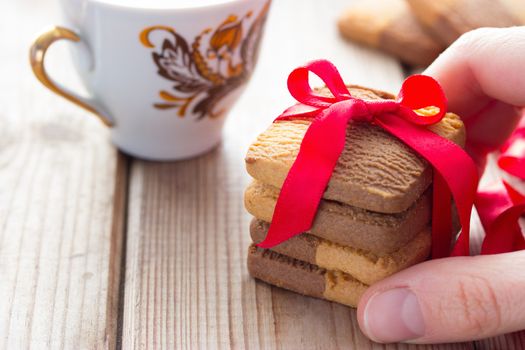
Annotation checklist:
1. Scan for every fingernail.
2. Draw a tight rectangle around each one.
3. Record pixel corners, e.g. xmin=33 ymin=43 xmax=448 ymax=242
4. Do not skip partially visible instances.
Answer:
xmin=363 ymin=288 xmax=425 ymax=343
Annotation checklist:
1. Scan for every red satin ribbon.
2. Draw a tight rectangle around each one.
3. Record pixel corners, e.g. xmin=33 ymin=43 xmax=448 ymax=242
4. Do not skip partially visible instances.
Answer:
xmin=479 ymin=115 xmax=525 ymax=253
xmin=257 ymin=60 xmax=479 ymax=258
xmin=498 ymin=116 xmax=525 ymax=180
xmin=477 ymin=181 xmax=525 ymax=254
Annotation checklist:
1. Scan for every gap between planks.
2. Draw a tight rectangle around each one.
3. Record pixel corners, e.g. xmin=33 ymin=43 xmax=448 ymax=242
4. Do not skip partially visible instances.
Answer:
xmin=107 ymin=152 xmax=131 ymax=350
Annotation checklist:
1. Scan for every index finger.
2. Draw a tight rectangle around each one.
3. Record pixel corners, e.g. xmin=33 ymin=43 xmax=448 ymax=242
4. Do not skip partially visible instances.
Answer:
xmin=425 ymin=26 xmax=525 ymax=113
xmin=424 ymin=27 xmax=525 ymax=154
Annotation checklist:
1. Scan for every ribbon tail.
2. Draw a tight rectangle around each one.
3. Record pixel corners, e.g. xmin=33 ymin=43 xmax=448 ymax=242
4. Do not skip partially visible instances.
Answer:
xmin=450 ymin=218 xmax=470 ymax=256
xmin=257 ymin=105 xmax=350 ymax=248
xmin=481 ymin=205 xmax=525 ymax=254
xmin=377 ymin=114 xmax=478 ymax=257
xmin=431 ymin=172 xmax=453 ymax=258
xmin=514 ymin=233 xmax=525 ymax=251
xmin=477 ymin=182 xmax=525 ymax=254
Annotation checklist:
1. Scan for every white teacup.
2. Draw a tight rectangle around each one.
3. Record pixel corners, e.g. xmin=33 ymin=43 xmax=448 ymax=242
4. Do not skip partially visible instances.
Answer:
xmin=30 ymin=0 xmax=271 ymax=160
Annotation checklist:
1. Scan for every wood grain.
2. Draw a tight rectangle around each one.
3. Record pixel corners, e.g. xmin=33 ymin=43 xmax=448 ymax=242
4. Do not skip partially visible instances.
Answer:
xmin=0 ymin=0 xmax=125 ymax=349
xmin=2 ymin=0 xmax=524 ymax=349
xmin=121 ymin=0 xmax=467 ymax=349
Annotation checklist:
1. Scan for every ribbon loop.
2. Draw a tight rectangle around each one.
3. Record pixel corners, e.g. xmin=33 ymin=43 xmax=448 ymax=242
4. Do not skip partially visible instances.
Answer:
xmin=259 ymin=59 xmax=478 ymax=259
xmin=287 ymin=60 xmax=351 ymax=108
xmin=397 ymin=75 xmax=447 ymax=125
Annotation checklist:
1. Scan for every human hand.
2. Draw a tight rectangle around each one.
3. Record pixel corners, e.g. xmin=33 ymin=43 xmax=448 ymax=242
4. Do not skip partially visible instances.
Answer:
xmin=425 ymin=26 xmax=524 ymax=170
xmin=357 ymin=27 xmax=525 ymax=344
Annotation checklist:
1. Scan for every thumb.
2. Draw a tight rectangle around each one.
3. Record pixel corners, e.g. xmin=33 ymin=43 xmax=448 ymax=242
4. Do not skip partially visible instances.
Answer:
xmin=357 ymin=251 xmax=525 ymax=344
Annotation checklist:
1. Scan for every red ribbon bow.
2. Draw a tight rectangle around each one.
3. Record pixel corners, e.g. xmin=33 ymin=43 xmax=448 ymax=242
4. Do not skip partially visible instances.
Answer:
xmin=477 ymin=181 xmax=525 ymax=254
xmin=257 ymin=59 xmax=479 ymax=258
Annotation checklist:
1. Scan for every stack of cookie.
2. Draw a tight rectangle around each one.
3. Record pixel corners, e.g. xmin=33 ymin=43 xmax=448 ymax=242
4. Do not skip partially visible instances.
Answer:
xmin=244 ymin=85 xmax=465 ymax=307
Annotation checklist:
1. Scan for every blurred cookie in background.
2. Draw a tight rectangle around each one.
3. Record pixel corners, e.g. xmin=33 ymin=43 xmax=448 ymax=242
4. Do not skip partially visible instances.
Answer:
xmin=338 ymin=0 xmax=525 ymax=67
xmin=337 ymin=0 xmax=444 ymax=66
xmin=406 ymin=0 xmax=525 ymax=45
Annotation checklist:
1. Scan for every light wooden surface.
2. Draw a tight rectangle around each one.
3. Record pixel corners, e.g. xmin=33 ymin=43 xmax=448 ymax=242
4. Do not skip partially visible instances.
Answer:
xmin=1 ymin=0 xmax=523 ymax=349
xmin=0 ymin=1 xmax=125 ymax=349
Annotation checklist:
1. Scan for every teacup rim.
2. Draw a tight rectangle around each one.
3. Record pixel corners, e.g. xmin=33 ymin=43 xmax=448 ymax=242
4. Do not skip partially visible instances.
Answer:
xmin=90 ymin=0 xmax=267 ymax=13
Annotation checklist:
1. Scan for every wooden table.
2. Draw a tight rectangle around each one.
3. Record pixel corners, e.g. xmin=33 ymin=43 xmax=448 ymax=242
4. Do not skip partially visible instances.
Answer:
xmin=1 ymin=0 xmax=524 ymax=349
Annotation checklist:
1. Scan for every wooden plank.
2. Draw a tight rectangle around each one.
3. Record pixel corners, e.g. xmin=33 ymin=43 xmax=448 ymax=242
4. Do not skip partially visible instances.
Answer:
xmin=0 ymin=1 xmax=125 ymax=349
xmin=475 ymin=332 xmax=525 ymax=350
xmin=122 ymin=0 xmax=471 ymax=348
xmin=122 ymin=0 xmax=523 ymax=348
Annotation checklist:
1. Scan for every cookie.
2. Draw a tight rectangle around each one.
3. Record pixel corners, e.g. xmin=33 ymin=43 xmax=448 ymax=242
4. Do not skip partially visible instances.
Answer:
xmin=500 ymin=0 xmax=525 ymax=23
xmin=245 ymin=180 xmax=431 ymax=254
xmin=338 ymin=0 xmax=444 ymax=66
xmin=406 ymin=0 xmax=524 ymax=45
xmin=247 ymin=245 xmax=367 ymax=308
xmin=250 ymin=218 xmax=431 ymax=285
xmin=245 ymin=85 xmax=465 ymax=214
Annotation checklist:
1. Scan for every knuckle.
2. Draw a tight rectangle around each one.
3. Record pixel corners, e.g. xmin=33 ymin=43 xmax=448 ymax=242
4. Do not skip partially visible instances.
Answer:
xmin=450 ymin=276 xmax=503 ymax=335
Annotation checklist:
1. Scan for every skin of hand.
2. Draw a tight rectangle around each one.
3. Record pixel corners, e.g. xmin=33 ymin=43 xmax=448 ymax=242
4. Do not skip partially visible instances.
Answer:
xmin=357 ymin=27 xmax=525 ymax=344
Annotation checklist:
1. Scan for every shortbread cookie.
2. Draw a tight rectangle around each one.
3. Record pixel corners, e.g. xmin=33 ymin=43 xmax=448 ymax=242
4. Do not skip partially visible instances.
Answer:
xmin=338 ymin=0 xmax=443 ymax=66
xmin=247 ymin=245 xmax=367 ymax=307
xmin=406 ymin=0 xmax=524 ymax=45
xmin=250 ymin=219 xmax=431 ymax=285
xmin=245 ymin=85 xmax=465 ymax=214
xmin=245 ymin=181 xmax=431 ymax=254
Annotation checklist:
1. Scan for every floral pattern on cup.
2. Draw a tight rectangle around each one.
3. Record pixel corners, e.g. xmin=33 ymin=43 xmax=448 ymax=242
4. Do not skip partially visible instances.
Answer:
xmin=140 ymin=1 xmax=270 ymax=120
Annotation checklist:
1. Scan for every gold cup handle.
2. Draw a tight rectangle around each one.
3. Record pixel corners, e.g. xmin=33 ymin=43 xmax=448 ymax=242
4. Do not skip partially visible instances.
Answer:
xmin=29 ymin=26 xmax=113 ymax=127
